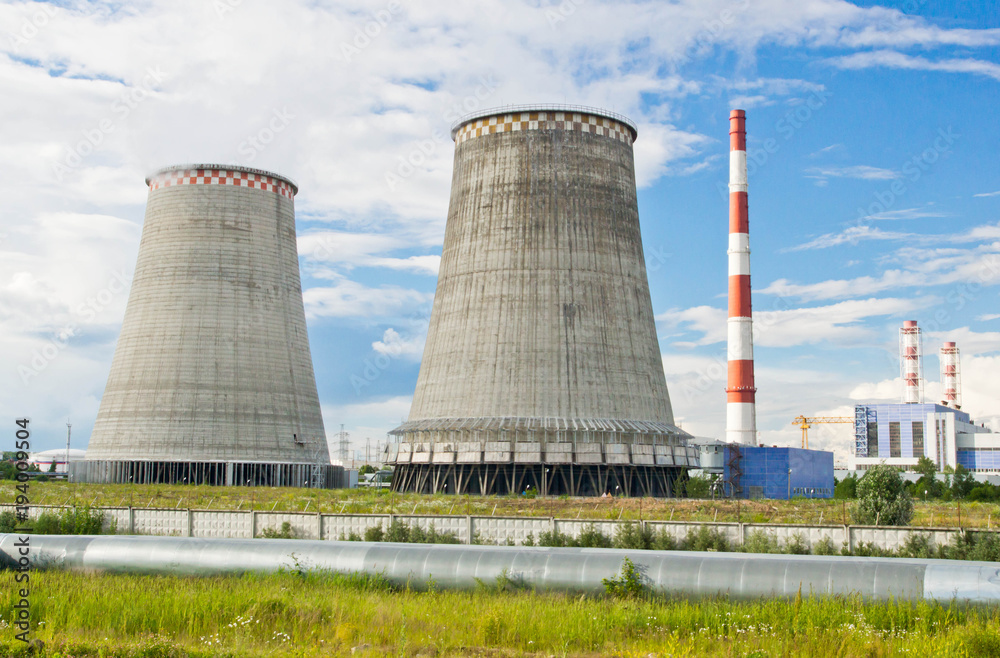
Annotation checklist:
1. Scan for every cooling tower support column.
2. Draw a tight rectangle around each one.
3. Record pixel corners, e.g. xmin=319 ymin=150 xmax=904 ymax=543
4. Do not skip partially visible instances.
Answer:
xmin=900 ymin=321 xmax=923 ymax=404
xmin=82 ymin=165 xmax=340 ymax=488
xmin=940 ymin=341 xmax=961 ymax=409
xmin=385 ymin=105 xmax=698 ymax=496
xmin=726 ymin=110 xmax=757 ymax=446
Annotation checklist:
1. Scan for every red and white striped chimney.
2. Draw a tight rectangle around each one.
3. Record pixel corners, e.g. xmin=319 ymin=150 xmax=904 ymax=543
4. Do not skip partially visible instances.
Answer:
xmin=726 ymin=109 xmax=757 ymax=445
xmin=900 ymin=320 xmax=923 ymax=404
xmin=940 ymin=341 xmax=961 ymax=409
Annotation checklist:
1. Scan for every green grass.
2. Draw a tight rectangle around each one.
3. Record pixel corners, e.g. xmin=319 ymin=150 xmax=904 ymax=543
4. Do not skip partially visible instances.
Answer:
xmin=7 ymin=480 xmax=1000 ymax=528
xmin=3 ymin=570 xmax=1000 ymax=656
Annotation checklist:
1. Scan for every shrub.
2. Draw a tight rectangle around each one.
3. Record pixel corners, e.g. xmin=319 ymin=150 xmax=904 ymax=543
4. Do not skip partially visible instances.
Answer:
xmin=852 ymin=464 xmax=913 ymax=526
xmin=812 ymin=537 xmax=838 ymax=556
xmin=0 ymin=510 xmax=17 ymax=533
xmin=685 ymin=474 xmax=712 ymax=499
xmin=614 ymin=522 xmax=654 ymax=550
xmin=898 ymin=532 xmax=936 ymax=559
xmin=363 ymin=525 xmax=384 ymax=542
xmin=682 ymin=525 xmax=730 ymax=552
xmin=834 ymin=475 xmax=857 ymax=499
xmin=538 ymin=529 xmax=572 ymax=547
xmin=783 ymin=533 xmax=810 ymax=555
xmin=575 ymin=524 xmax=613 ymax=548
xmin=742 ymin=530 xmax=781 ymax=554
xmin=651 ymin=530 xmax=678 ymax=551
xmin=260 ymin=521 xmax=295 ymax=539
xmin=602 ymin=557 xmax=646 ymax=599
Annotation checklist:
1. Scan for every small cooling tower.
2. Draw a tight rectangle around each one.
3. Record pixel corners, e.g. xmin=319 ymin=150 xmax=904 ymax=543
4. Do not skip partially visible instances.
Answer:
xmin=81 ymin=165 xmax=338 ymax=488
xmin=385 ymin=106 xmax=698 ymax=496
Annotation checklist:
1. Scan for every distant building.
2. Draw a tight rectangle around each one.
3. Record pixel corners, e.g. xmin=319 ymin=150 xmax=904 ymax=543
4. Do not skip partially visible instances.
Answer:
xmin=689 ymin=438 xmax=834 ymax=500
xmin=724 ymin=445 xmax=834 ymax=500
xmin=29 ymin=448 xmax=87 ymax=474
xmin=853 ymin=403 xmax=1000 ymax=473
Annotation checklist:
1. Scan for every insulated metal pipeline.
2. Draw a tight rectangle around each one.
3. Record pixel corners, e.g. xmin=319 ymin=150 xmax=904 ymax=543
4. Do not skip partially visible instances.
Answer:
xmin=2 ymin=534 xmax=999 ymax=605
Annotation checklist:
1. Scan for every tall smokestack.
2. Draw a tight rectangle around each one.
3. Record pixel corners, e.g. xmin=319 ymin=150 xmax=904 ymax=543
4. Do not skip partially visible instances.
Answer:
xmin=900 ymin=320 xmax=923 ymax=404
xmin=726 ymin=109 xmax=757 ymax=445
xmin=940 ymin=341 xmax=961 ymax=409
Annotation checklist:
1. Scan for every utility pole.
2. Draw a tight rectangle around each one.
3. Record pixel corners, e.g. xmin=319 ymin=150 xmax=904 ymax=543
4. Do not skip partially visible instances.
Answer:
xmin=66 ymin=421 xmax=72 ymax=477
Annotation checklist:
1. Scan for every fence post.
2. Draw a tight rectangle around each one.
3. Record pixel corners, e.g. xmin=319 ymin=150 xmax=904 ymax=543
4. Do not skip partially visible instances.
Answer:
xmin=251 ymin=510 xmax=257 ymax=538
xmin=187 ymin=508 xmax=193 ymax=537
xmin=466 ymin=515 xmax=473 ymax=544
xmin=317 ymin=512 xmax=323 ymax=540
xmin=128 ymin=506 xmax=134 ymax=535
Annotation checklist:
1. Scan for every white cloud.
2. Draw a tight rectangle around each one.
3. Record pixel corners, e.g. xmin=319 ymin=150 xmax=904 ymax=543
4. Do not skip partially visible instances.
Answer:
xmin=974 ymin=191 xmax=1000 ymax=198
xmin=977 ymin=314 xmax=1000 ymax=322
xmin=372 ymin=327 xmax=425 ymax=361
xmin=302 ymin=276 xmax=431 ymax=319
xmin=784 ymin=225 xmax=914 ymax=252
xmin=805 ymin=164 xmax=898 ymax=182
xmin=925 ymin=327 xmax=1000 ymax=357
xmin=828 ymin=50 xmax=1000 ymax=81
xmin=660 ymin=296 xmax=934 ymax=347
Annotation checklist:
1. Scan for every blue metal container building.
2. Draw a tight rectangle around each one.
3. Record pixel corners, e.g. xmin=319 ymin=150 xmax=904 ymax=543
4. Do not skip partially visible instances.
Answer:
xmin=723 ymin=445 xmax=833 ymax=499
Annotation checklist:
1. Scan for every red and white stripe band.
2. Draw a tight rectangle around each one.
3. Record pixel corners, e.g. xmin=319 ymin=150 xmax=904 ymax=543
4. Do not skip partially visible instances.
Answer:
xmin=147 ymin=167 xmax=296 ymax=199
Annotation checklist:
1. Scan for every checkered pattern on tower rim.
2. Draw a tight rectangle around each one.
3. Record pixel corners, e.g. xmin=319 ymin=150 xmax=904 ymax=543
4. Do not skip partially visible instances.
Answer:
xmin=454 ymin=111 xmax=634 ymax=145
xmin=147 ymin=168 xmax=296 ymax=199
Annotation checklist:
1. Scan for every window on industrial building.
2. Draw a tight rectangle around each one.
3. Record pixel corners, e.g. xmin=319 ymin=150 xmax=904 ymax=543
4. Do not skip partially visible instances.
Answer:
xmin=889 ymin=422 xmax=901 ymax=458
xmin=912 ymin=421 xmax=924 ymax=458
xmin=867 ymin=422 xmax=878 ymax=458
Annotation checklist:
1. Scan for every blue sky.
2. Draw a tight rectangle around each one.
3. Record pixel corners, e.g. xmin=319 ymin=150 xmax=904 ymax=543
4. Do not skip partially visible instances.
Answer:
xmin=2 ymin=0 xmax=998 ymax=465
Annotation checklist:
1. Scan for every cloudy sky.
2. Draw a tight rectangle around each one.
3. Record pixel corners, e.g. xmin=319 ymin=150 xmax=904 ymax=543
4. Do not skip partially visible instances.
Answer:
xmin=3 ymin=0 xmax=998 ymax=465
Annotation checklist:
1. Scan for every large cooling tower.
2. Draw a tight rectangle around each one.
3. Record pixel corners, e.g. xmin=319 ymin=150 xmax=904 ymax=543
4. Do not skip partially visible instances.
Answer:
xmin=82 ymin=164 xmax=337 ymax=488
xmin=386 ymin=106 xmax=699 ymax=496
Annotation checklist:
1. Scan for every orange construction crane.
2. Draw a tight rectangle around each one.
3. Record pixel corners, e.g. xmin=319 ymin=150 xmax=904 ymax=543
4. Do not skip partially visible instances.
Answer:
xmin=792 ymin=416 xmax=853 ymax=449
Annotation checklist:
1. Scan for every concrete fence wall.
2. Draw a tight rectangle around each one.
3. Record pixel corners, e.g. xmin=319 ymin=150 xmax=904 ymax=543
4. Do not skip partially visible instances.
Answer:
xmin=1 ymin=505 xmax=986 ymax=552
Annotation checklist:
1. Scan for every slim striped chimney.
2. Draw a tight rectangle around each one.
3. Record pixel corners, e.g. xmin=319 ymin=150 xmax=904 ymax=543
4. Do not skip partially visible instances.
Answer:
xmin=940 ymin=341 xmax=961 ymax=409
xmin=726 ymin=109 xmax=757 ymax=445
xmin=900 ymin=320 xmax=923 ymax=404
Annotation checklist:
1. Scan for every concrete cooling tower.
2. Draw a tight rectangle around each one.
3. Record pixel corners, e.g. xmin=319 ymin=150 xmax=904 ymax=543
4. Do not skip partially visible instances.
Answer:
xmin=385 ymin=106 xmax=699 ymax=496
xmin=79 ymin=164 xmax=341 ymax=488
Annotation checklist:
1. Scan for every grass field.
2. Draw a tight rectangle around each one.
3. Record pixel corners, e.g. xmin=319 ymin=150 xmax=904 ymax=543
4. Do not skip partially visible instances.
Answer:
xmin=4 ymin=480 xmax=1000 ymax=528
xmin=3 ymin=569 xmax=1000 ymax=657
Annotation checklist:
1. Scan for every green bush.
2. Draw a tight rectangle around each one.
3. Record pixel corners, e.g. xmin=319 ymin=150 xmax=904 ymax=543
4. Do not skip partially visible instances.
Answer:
xmin=538 ymin=529 xmax=572 ymax=547
xmin=260 ymin=521 xmax=295 ymax=539
xmin=685 ymin=473 xmax=712 ymax=498
xmin=812 ymin=537 xmax=838 ymax=556
xmin=575 ymin=524 xmax=613 ymax=548
xmin=898 ymin=533 xmax=937 ymax=559
xmin=682 ymin=525 xmax=730 ymax=552
xmin=783 ymin=533 xmax=810 ymax=555
xmin=0 ymin=510 xmax=17 ymax=532
xmin=614 ymin=522 xmax=654 ymax=550
xmin=363 ymin=525 xmax=384 ymax=542
xmin=742 ymin=530 xmax=781 ymax=554
xmin=602 ymin=557 xmax=647 ymax=599
xmin=853 ymin=464 xmax=913 ymax=526
xmin=834 ymin=475 xmax=857 ymax=499
xmin=651 ymin=530 xmax=678 ymax=551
